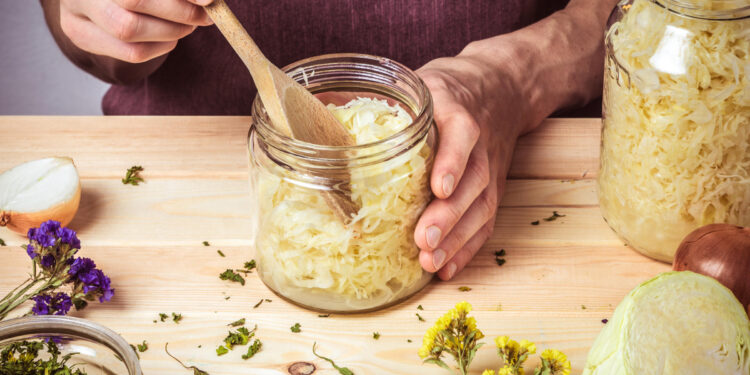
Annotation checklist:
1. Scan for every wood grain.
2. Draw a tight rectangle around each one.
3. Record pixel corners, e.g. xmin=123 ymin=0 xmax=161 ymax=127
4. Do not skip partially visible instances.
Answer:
xmin=0 ymin=117 xmax=666 ymax=375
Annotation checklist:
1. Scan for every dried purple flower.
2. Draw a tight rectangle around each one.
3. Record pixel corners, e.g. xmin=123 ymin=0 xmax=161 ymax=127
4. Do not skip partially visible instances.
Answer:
xmin=26 ymin=244 xmax=37 ymax=259
xmin=56 ymin=227 xmax=80 ymax=249
xmin=31 ymin=295 xmax=51 ymax=315
xmin=40 ymin=254 xmax=56 ymax=269
xmin=68 ymin=257 xmax=96 ymax=281
xmin=31 ymin=293 xmax=72 ymax=316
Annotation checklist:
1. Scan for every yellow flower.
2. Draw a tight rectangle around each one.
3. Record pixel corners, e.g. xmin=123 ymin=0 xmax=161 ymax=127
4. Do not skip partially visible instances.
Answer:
xmin=495 ymin=336 xmax=510 ymax=349
xmin=497 ymin=365 xmax=516 ymax=375
xmin=454 ymin=301 xmax=472 ymax=314
xmin=419 ymin=325 xmax=441 ymax=358
xmin=519 ymin=339 xmax=536 ymax=355
xmin=482 ymin=370 xmax=496 ymax=375
xmin=540 ymin=349 xmax=571 ymax=375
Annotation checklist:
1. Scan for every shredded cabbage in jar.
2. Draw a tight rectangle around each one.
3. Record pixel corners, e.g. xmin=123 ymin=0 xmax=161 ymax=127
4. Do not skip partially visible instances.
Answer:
xmin=255 ymin=97 xmax=433 ymax=311
xmin=599 ymin=0 xmax=750 ymax=262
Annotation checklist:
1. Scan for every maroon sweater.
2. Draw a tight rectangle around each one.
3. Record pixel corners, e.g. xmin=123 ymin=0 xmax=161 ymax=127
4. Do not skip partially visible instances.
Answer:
xmin=103 ymin=0 xmax=569 ymax=115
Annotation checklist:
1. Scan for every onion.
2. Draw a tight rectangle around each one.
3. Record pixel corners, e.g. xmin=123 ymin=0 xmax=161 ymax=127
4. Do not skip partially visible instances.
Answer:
xmin=0 ymin=157 xmax=81 ymax=235
xmin=673 ymin=223 xmax=750 ymax=313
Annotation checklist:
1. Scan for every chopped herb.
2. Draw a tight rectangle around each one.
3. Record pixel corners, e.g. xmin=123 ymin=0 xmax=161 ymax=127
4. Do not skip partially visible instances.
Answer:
xmin=495 ymin=258 xmax=506 ymax=266
xmin=312 ymin=342 xmax=355 ymax=375
xmin=241 ymin=339 xmax=262 ymax=360
xmin=494 ymin=249 xmax=506 ymax=257
xmin=166 ymin=343 xmax=209 ymax=375
xmin=531 ymin=220 xmax=540 ymax=225
xmin=244 ymin=260 xmax=257 ymax=272
xmin=137 ymin=340 xmax=148 ymax=352
xmin=417 ymin=305 xmax=423 ymax=310
xmin=458 ymin=286 xmax=472 ymax=292
xmin=407 ymin=339 xmax=412 ymax=343
xmin=581 ymin=305 xmax=587 ymax=310
xmin=0 ymin=238 xmax=5 ymax=246
xmin=216 ymin=346 xmax=229 ymax=356
xmin=602 ymin=319 xmax=609 ymax=324
xmin=159 ymin=313 xmax=168 ymax=322
xmin=224 ymin=296 xmax=230 ymax=300
xmin=198 ymin=345 xmax=202 ymax=348
xmin=253 ymin=299 xmax=264 ymax=308
xmin=153 ymin=320 xmax=157 ymax=323
xmin=266 ymin=298 xmax=272 ymax=302
xmin=219 ymin=269 xmax=245 ymax=285
xmin=543 ymin=211 xmax=566 ymax=222
xmin=223 ymin=326 xmax=256 ymax=349
xmin=217 ymin=250 xmax=225 ymax=257
xmin=202 ymin=241 xmax=210 ymax=246
xmin=172 ymin=312 xmax=183 ymax=323
xmin=372 ymin=332 xmax=380 ymax=340
xmin=290 ymin=323 xmax=301 ymax=333
xmin=318 ymin=314 xmax=331 ymax=318
xmin=122 ymin=165 xmax=144 ymax=185
xmin=494 ymin=249 xmax=507 ymax=266
xmin=228 ymin=318 xmax=245 ymax=327
xmin=416 ymin=313 xmax=425 ymax=322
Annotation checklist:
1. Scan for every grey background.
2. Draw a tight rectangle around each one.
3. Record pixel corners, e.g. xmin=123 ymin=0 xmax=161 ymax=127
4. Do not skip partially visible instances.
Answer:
xmin=0 ymin=2 xmax=109 ymax=115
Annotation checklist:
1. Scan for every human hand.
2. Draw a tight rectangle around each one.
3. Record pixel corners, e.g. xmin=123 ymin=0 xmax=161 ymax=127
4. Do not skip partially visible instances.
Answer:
xmin=414 ymin=55 xmax=526 ymax=280
xmin=59 ymin=0 xmax=214 ymax=63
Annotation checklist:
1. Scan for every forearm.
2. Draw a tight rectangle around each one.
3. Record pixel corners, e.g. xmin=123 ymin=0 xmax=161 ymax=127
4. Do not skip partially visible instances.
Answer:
xmin=459 ymin=0 xmax=618 ymax=135
xmin=40 ymin=0 xmax=167 ymax=85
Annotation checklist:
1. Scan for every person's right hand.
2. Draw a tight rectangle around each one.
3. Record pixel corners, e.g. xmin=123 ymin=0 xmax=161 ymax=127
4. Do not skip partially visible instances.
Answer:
xmin=59 ymin=0 xmax=214 ymax=63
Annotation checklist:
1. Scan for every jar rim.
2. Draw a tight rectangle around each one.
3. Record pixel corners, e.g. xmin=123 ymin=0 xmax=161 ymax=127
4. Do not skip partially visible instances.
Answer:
xmin=251 ymin=53 xmax=433 ymax=158
xmin=0 ymin=316 xmax=142 ymax=375
xmin=652 ymin=0 xmax=750 ymax=20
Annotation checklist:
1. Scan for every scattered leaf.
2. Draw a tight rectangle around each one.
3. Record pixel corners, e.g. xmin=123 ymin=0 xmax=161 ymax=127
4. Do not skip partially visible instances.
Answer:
xmin=290 ymin=323 xmax=301 ymax=333
xmin=122 ymin=166 xmax=144 ymax=185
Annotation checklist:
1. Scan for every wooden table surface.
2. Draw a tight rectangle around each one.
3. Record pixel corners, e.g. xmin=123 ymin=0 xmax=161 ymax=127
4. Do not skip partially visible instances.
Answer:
xmin=0 ymin=117 xmax=670 ymax=374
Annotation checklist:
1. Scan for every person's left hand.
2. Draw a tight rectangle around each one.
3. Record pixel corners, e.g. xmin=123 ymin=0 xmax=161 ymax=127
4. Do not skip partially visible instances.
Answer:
xmin=414 ymin=53 xmax=527 ymax=280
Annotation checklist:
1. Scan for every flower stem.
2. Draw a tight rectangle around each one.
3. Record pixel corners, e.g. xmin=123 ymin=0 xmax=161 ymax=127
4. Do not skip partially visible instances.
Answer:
xmin=0 ymin=278 xmax=56 ymax=320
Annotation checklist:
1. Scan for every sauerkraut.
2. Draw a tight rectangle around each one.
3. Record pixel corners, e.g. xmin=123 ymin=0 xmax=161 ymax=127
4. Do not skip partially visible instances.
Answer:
xmin=253 ymin=97 xmax=433 ymax=311
xmin=598 ymin=0 xmax=750 ymax=262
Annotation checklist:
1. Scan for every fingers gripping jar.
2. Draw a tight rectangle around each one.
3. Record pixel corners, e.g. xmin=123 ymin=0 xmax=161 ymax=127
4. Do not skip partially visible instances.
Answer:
xmin=248 ymin=54 xmax=436 ymax=312
xmin=599 ymin=0 xmax=750 ymax=262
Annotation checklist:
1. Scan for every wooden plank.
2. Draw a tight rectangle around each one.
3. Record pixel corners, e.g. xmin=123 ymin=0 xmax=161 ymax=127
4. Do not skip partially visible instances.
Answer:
xmin=0 ymin=179 xmax=608 ymax=247
xmin=0 ymin=241 xmax=668 ymax=374
xmin=0 ymin=117 xmax=601 ymax=180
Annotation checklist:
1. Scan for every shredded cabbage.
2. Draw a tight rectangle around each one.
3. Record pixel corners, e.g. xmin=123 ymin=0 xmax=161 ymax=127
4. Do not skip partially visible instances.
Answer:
xmin=598 ymin=0 xmax=750 ymax=262
xmin=254 ymin=97 xmax=433 ymax=311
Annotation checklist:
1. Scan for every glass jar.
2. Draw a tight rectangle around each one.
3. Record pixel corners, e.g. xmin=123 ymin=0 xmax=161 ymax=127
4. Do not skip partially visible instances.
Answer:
xmin=248 ymin=53 xmax=436 ymax=312
xmin=0 ymin=316 xmax=142 ymax=374
xmin=599 ymin=0 xmax=750 ymax=262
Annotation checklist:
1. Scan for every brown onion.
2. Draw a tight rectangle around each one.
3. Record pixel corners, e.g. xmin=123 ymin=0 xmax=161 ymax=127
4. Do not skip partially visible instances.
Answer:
xmin=673 ymin=224 xmax=750 ymax=313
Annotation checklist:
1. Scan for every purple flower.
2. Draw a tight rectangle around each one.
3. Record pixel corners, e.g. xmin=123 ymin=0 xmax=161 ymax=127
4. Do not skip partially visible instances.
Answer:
xmin=68 ymin=257 xmax=97 ymax=280
xmin=27 ymin=221 xmax=58 ymax=248
xmin=31 ymin=294 xmax=51 ymax=315
xmin=40 ymin=254 xmax=56 ymax=269
xmin=26 ymin=244 xmax=37 ymax=259
xmin=56 ymin=227 xmax=80 ymax=249
xmin=31 ymin=293 xmax=72 ymax=316
xmin=83 ymin=270 xmax=114 ymax=303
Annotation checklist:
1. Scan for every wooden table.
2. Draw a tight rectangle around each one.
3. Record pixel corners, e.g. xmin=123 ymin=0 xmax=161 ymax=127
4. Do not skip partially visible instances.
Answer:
xmin=0 ymin=117 xmax=670 ymax=374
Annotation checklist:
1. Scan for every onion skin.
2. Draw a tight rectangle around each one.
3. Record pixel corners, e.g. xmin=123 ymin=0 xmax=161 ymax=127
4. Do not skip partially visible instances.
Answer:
xmin=673 ymin=224 xmax=750 ymax=314
xmin=0 ymin=182 xmax=81 ymax=235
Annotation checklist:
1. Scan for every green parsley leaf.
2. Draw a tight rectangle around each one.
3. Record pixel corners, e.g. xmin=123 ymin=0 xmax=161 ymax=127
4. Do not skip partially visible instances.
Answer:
xmin=223 ymin=325 xmax=256 ymax=349
xmin=312 ymin=342 xmax=355 ymax=375
xmin=219 ymin=269 xmax=245 ymax=285
xmin=172 ymin=312 xmax=183 ymax=323
xmin=372 ymin=332 xmax=380 ymax=340
xmin=290 ymin=323 xmax=301 ymax=333
xmin=217 ymin=250 xmax=225 ymax=257
xmin=458 ymin=286 xmax=472 ymax=292
xmin=166 ymin=343 xmax=209 ymax=375
xmin=244 ymin=260 xmax=256 ymax=272
xmin=228 ymin=318 xmax=245 ymax=327
xmin=416 ymin=313 xmax=425 ymax=322
xmin=241 ymin=339 xmax=262 ymax=360
xmin=137 ymin=340 xmax=148 ymax=352
xmin=216 ymin=346 xmax=229 ymax=356
xmin=122 ymin=165 xmax=144 ymax=185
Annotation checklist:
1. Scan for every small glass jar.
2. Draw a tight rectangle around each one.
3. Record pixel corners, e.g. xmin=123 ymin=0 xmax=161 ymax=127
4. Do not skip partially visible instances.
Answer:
xmin=599 ymin=0 xmax=750 ymax=262
xmin=0 ymin=316 xmax=142 ymax=374
xmin=248 ymin=54 xmax=436 ymax=312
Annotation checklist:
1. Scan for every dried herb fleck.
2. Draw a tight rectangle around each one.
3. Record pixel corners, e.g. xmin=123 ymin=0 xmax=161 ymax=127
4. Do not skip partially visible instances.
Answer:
xmin=531 ymin=220 xmax=540 ymax=226
xmin=202 ymin=241 xmax=210 ymax=246
xmin=228 ymin=318 xmax=245 ymax=327
xmin=416 ymin=313 xmax=425 ymax=322
xmin=407 ymin=339 xmax=412 ymax=343
xmin=219 ymin=269 xmax=245 ymax=285
xmin=244 ymin=260 xmax=256 ymax=272
xmin=137 ymin=340 xmax=148 ymax=352
xmin=166 ymin=343 xmax=209 ymax=375
xmin=290 ymin=323 xmax=301 ymax=333
xmin=0 ymin=238 xmax=5 ymax=246
xmin=372 ymin=332 xmax=380 ymax=340
xmin=458 ymin=286 xmax=472 ymax=292
xmin=543 ymin=211 xmax=566 ymax=222
xmin=122 ymin=165 xmax=144 ymax=185
xmin=312 ymin=342 xmax=355 ymax=375
xmin=241 ymin=339 xmax=262 ymax=360
xmin=159 ymin=313 xmax=169 ymax=322
xmin=217 ymin=250 xmax=225 ymax=257
xmin=253 ymin=298 xmax=271 ymax=308
xmin=417 ymin=305 xmax=423 ymax=310
xmin=318 ymin=314 xmax=331 ymax=318
xmin=172 ymin=312 xmax=183 ymax=323
xmin=494 ymin=249 xmax=507 ymax=266
xmin=216 ymin=346 xmax=229 ymax=356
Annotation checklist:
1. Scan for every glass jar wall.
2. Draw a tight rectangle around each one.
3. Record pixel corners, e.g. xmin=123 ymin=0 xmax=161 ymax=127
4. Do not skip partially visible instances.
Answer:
xmin=599 ymin=0 xmax=750 ymax=262
xmin=248 ymin=54 xmax=436 ymax=312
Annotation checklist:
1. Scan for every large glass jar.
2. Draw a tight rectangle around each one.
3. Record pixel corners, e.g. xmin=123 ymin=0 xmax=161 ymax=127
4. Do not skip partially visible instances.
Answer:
xmin=599 ymin=0 xmax=750 ymax=262
xmin=248 ymin=54 xmax=436 ymax=312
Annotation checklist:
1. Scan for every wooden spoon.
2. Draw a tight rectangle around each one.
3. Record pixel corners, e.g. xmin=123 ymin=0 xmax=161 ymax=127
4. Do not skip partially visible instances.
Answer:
xmin=203 ymin=0 xmax=359 ymax=224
